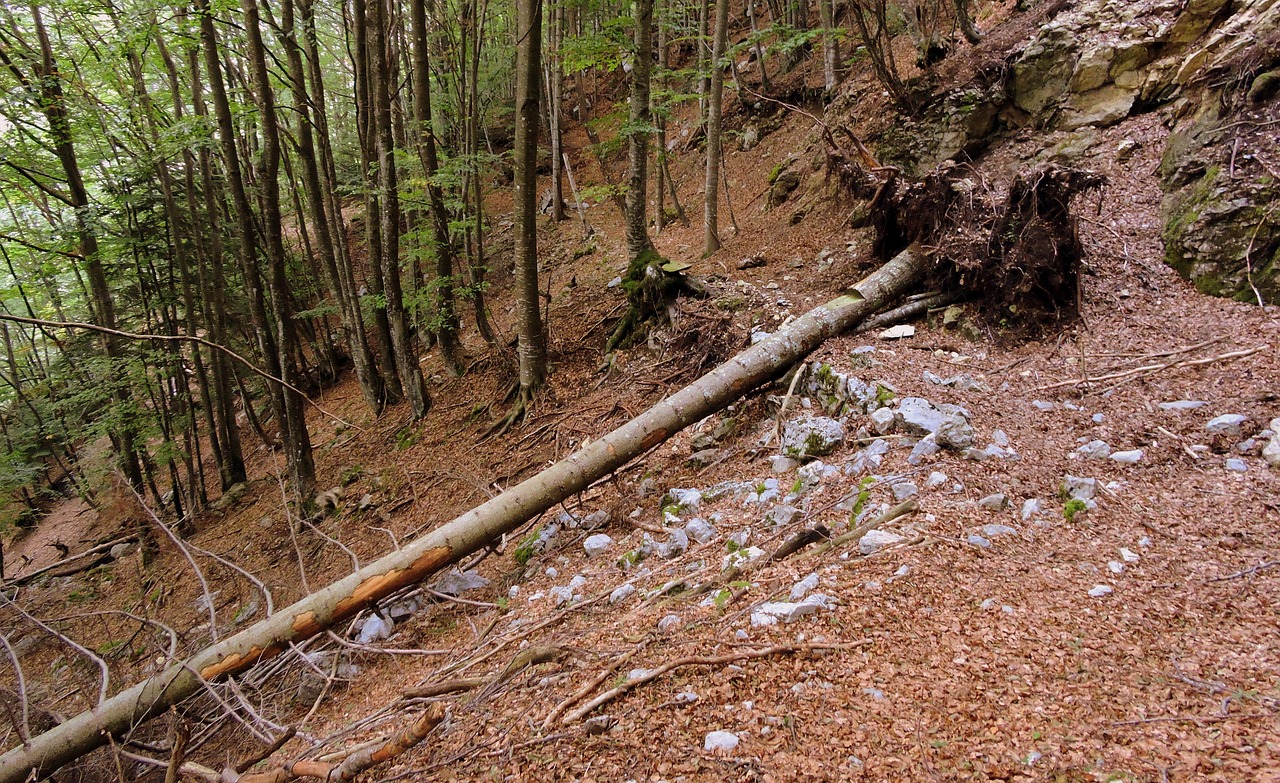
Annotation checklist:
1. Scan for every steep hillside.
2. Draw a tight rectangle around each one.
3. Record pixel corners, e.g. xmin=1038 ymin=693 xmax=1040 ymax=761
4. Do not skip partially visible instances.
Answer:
xmin=3 ymin=2 xmax=1279 ymax=782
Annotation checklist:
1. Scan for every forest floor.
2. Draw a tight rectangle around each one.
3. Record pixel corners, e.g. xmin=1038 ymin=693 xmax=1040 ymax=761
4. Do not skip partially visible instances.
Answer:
xmin=5 ymin=11 xmax=1280 ymax=783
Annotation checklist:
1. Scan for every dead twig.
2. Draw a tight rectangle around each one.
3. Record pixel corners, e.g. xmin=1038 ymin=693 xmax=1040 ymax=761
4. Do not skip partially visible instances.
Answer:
xmin=1207 ymin=561 xmax=1279 ymax=583
xmin=561 ymin=642 xmax=870 ymax=724
xmin=1035 ymin=346 xmax=1265 ymax=392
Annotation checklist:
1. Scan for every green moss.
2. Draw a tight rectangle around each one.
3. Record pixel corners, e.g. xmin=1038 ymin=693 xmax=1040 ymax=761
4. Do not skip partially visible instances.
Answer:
xmin=514 ymin=528 xmax=542 ymax=566
xmin=875 ymin=384 xmax=895 ymax=406
xmin=1063 ymin=498 xmax=1087 ymax=523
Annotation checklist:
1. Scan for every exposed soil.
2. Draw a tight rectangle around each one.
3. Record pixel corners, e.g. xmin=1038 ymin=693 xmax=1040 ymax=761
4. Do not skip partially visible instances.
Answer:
xmin=4 ymin=7 xmax=1280 ymax=783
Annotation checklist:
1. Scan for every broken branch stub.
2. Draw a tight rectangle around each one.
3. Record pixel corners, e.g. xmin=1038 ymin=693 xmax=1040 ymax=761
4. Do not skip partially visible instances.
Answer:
xmin=0 ymin=246 xmax=928 ymax=783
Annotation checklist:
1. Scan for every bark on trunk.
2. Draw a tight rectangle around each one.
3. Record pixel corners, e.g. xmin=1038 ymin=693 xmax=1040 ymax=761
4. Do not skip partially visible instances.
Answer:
xmin=513 ymin=0 xmax=547 ymax=399
xmin=0 ymin=247 xmax=926 ymax=783
xmin=702 ymin=0 xmax=729 ymax=257
xmin=624 ymin=0 xmax=655 ymax=260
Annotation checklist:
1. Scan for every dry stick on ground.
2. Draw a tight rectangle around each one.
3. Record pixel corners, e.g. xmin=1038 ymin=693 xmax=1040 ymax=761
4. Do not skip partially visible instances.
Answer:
xmin=0 ymin=635 xmax=30 ymax=743
xmin=0 ymin=313 xmax=362 ymax=432
xmin=2 ymin=535 xmax=138 ymax=587
xmin=853 ymin=291 xmax=966 ymax=334
xmin=561 ymin=642 xmax=871 ymax=724
xmin=1036 ymin=345 xmax=1266 ymax=391
xmin=541 ymin=644 xmax=646 ymax=729
xmin=1 ymin=597 xmax=110 ymax=705
xmin=1207 ymin=561 xmax=1279 ymax=582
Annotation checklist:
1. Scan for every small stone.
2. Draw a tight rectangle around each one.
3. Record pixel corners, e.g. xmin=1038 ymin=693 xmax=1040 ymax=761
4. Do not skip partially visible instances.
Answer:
xmin=657 ymin=614 xmax=682 ymax=632
xmin=925 ymin=471 xmax=949 ymax=490
xmin=981 ymin=524 xmax=1017 ymax=538
xmin=1108 ymin=560 xmax=1125 ymax=574
xmin=770 ymin=455 xmax=799 ymax=473
xmin=1206 ymin=414 xmax=1247 ymax=437
xmin=676 ymin=690 xmax=699 ymax=704
xmin=869 ymin=407 xmax=896 ymax=435
xmin=781 ymin=416 xmax=846 ymax=459
xmin=687 ymin=448 xmax=721 ymax=467
xmin=356 ymin=613 xmax=392 ymax=644
xmin=580 ymin=510 xmax=610 ymax=530
xmin=358 ymin=493 xmax=374 ymax=511
xmin=863 ymin=687 xmax=885 ymax=701
xmin=858 ymin=529 xmax=905 ymax=555
xmin=790 ymin=573 xmax=820 ymax=600
xmin=109 ymin=542 xmax=134 ymax=560
xmin=1061 ymin=475 xmax=1097 ymax=501
xmin=1088 ymin=585 xmax=1113 ymax=598
xmin=1078 ymin=439 xmax=1111 ymax=459
xmin=584 ymin=534 xmax=614 ymax=557
xmin=879 ymin=325 xmax=915 ymax=340
xmin=1033 ymin=400 xmax=1055 ymax=411
xmin=685 ymin=517 xmax=717 ymax=543
xmin=1265 ymin=419 xmax=1280 ymax=468
xmin=1159 ymin=400 xmax=1206 ymax=411
xmin=977 ymin=493 xmax=1008 ymax=510
xmin=434 ymin=569 xmax=490 ymax=595
xmin=704 ymin=731 xmax=740 ymax=753
xmin=1120 ymin=547 xmax=1140 ymax=562
xmin=891 ymin=482 xmax=919 ymax=501
xmin=1021 ymin=499 xmax=1042 ymax=521
xmin=967 ymin=534 xmax=992 ymax=549
xmin=1110 ymin=449 xmax=1143 ymax=464
xmin=908 ymin=436 xmax=941 ymax=465
xmin=1224 ymin=457 xmax=1247 ymax=472
xmin=584 ymin=715 xmax=616 ymax=735
xmin=1092 ymin=413 xmax=1105 ymax=423
xmin=980 ymin=598 xmax=997 ymax=610
xmin=764 ymin=504 xmax=801 ymax=528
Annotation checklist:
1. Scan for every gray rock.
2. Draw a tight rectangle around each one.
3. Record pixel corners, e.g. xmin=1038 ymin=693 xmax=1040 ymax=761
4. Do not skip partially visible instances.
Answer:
xmin=925 ymin=471 xmax=949 ymax=490
xmin=1206 ymin=414 xmax=1247 ymax=437
xmin=922 ymin=370 xmax=987 ymax=392
xmin=704 ymin=731 xmax=740 ymax=753
xmin=580 ymin=510 xmax=610 ymax=530
xmin=1088 ymin=584 xmax=1113 ymax=598
xmin=790 ymin=573 xmax=820 ymax=600
xmin=892 ymin=482 xmax=919 ymax=501
xmin=1061 ymin=475 xmax=1098 ymax=501
xmin=1021 ymin=499 xmax=1042 ymax=521
xmin=977 ymin=493 xmax=1008 ymax=511
xmin=908 ymin=435 xmax=941 ymax=465
xmin=781 ymin=416 xmax=846 ymax=459
xmin=1225 ymin=458 xmax=1248 ymax=472
xmin=967 ymin=534 xmax=992 ymax=549
xmin=770 ymin=455 xmax=799 ymax=473
xmin=584 ymin=715 xmax=616 ymax=735
xmin=584 ymin=534 xmax=614 ymax=557
xmin=685 ymin=517 xmax=717 ymax=544
xmin=1159 ymin=400 xmax=1207 ymax=411
xmin=656 ymin=529 xmax=689 ymax=559
xmin=764 ymin=504 xmax=801 ymax=528
xmin=1061 ymin=84 xmax=1137 ymax=130
xmin=609 ymin=584 xmax=637 ymax=604
xmin=858 ymin=529 xmax=904 ymax=555
xmin=1078 ymin=439 xmax=1111 ymax=459
xmin=687 ymin=448 xmax=721 ymax=467
xmin=895 ymin=397 xmax=974 ymax=450
xmin=1033 ymin=400 xmax=1055 ymax=411
xmin=869 ymin=407 xmax=896 ymax=435
xmin=1110 ymin=449 xmax=1144 ymax=464
xmin=356 ymin=613 xmax=392 ymax=644
xmin=109 ymin=542 xmax=135 ymax=560
xmin=358 ymin=493 xmax=374 ymax=511
xmin=1264 ymin=419 xmax=1280 ymax=468
xmin=434 ymin=568 xmax=490 ymax=595
xmin=657 ymin=614 xmax=682 ymax=632
xmin=663 ymin=488 xmax=703 ymax=514
xmin=981 ymin=524 xmax=1018 ymax=538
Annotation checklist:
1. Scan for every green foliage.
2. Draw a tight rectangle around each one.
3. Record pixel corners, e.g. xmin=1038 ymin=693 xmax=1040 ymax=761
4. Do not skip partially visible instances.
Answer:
xmin=849 ymin=476 xmax=875 ymax=522
xmin=514 ymin=528 xmax=543 ymax=566
xmin=1063 ymin=499 xmax=1087 ymax=522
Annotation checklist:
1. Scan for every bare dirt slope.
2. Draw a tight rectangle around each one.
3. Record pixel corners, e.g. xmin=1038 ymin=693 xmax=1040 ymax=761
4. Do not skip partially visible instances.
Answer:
xmin=4 ymin=9 xmax=1280 ymax=783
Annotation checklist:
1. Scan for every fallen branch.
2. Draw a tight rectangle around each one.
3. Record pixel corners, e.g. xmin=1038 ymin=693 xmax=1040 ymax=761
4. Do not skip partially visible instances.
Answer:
xmin=1207 ymin=561 xmax=1278 ymax=583
xmin=853 ymin=291 xmax=966 ymax=334
xmin=802 ymin=499 xmax=919 ymax=560
xmin=1035 ymin=346 xmax=1265 ymax=391
xmin=561 ymin=642 xmax=870 ymax=724
xmin=3 ymin=535 xmax=137 ymax=587
xmin=542 ymin=645 xmax=645 ymax=729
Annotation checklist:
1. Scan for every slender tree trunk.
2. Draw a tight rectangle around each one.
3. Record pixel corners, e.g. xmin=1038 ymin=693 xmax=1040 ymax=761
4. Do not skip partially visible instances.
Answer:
xmin=370 ymin=0 xmax=430 ymax=417
xmin=239 ymin=0 xmax=317 ymax=500
xmin=27 ymin=5 xmax=145 ymax=490
xmin=702 ymin=0 xmax=729 ymax=256
xmin=625 ymin=0 xmax=655 ymax=259
xmin=412 ymin=0 xmax=465 ymax=374
xmin=548 ymin=0 xmax=566 ymax=222
xmin=747 ymin=0 xmax=770 ymax=90
xmin=819 ymin=0 xmax=839 ymax=91
xmin=513 ymin=0 xmax=546 ymax=403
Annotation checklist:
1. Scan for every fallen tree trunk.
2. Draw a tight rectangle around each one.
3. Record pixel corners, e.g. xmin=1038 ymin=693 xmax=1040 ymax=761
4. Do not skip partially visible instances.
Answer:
xmin=0 ymin=246 xmax=926 ymax=783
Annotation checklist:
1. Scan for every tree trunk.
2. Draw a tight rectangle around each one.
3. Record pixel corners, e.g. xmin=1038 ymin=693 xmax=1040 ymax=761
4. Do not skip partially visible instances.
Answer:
xmin=27 ymin=4 xmax=146 ymax=490
xmin=624 ymin=0 xmax=655 ymax=259
xmin=548 ymin=0 xmax=566 ymax=222
xmin=239 ymin=0 xmax=317 ymax=500
xmin=513 ymin=0 xmax=547 ymax=403
xmin=411 ymin=0 xmax=465 ymax=375
xmin=702 ymin=0 xmax=729 ymax=257
xmin=0 ymin=246 xmax=928 ymax=783
xmin=370 ymin=0 xmax=431 ymax=418
xmin=819 ymin=0 xmax=839 ymax=91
